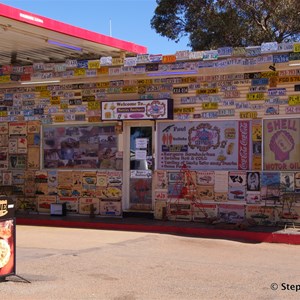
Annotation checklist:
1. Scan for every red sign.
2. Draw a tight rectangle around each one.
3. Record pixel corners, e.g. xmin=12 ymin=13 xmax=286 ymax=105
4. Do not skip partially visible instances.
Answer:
xmin=238 ymin=121 xmax=250 ymax=170
xmin=0 ymin=197 xmax=16 ymax=278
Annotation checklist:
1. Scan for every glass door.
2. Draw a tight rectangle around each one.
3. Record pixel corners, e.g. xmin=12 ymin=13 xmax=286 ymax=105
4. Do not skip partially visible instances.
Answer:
xmin=128 ymin=125 xmax=153 ymax=211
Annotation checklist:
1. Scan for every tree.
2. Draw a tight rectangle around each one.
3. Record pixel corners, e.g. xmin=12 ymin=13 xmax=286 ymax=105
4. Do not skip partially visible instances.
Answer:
xmin=150 ymin=0 xmax=300 ymax=50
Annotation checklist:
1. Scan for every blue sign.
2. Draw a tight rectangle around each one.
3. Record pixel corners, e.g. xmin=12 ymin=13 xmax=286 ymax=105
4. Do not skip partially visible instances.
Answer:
xmin=273 ymin=54 xmax=289 ymax=64
xmin=252 ymin=78 xmax=269 ymax=86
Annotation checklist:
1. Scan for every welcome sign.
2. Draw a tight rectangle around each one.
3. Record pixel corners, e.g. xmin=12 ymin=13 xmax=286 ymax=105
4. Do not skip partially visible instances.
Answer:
xmin=101 ymin=99 xmax=173 ymax=120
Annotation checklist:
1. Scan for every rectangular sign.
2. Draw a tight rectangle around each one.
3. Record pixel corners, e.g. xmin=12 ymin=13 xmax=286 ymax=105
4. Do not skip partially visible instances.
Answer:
xmin=202 ymin=102 xmax=218 ymax=110
xmin=240 ymin=111 xmax=258 ymax=119
xmin=101 ymin=99 xmax=173 ymax=120
xmin=263 ymin=118 xmax=300 ymax=171
xmin=157 ymin=120 xmax=253 ymax=171
xmin=286 ymin=106 xmax=300 ymax=114
xmin=288 ymin=95 xmax=300 ymax=106
xmin=246 ymin=93 xmax=265 ymax=101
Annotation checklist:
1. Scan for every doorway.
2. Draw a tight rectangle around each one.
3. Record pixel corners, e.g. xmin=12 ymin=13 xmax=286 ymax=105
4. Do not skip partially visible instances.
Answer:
xmin=123 ymin=123 xmax=154 ymax=212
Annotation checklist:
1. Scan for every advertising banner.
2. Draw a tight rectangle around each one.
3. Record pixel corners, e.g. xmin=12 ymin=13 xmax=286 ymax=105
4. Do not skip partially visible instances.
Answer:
xmin=0 ymin=197 xmax=16 ymax=278
xmin=263 ymin=118 xmax=300 ymax=171
xmin=157 ymin=120 xmax=253 ymax=170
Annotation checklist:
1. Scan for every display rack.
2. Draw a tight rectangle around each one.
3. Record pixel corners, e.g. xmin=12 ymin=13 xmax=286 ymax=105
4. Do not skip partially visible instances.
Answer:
xmin=167 ymin=164 xmax=208 ymax=221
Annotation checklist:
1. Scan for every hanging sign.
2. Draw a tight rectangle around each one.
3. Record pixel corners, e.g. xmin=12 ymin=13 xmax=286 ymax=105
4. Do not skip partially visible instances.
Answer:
xmin=101 ymin=99 xmax=173 ymax=120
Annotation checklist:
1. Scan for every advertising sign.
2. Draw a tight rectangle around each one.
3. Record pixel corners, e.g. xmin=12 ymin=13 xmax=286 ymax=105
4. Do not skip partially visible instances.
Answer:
xmin=0 ymin=197 xmax=16 ymax=278
xmin=263 ymin=118 xmax=300 ymax=171
xmin=43 ymin=124 xmax=117 ymax=169
xmin=157 ymin=120 xmax=252 ymax=170
xmin=101 ymin=99 xmax=173 ymax=121
xmin=218 ymin=204 xmax=245 ymax=223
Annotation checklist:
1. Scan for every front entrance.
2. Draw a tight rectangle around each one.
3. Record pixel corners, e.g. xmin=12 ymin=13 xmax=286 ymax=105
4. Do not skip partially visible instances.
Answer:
xmin=123 ymin=122 xmax=154 ymax=212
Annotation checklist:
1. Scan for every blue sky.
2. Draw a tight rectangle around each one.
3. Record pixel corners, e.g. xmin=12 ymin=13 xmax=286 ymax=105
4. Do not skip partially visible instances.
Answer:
xmin=1 ymin=0 xmax=191 ymax=55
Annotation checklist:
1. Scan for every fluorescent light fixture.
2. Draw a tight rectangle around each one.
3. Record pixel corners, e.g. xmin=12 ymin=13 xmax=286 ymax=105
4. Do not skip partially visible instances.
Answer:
xmin=147 ymin=70 xmax=198 ymax=76
xmin=47 ymin=39 xmax=82 ymax=51
xmin=289 ymin=62 xmax=300 ymax=66
xmin=21 ymin=80 xmax=60 ymax=85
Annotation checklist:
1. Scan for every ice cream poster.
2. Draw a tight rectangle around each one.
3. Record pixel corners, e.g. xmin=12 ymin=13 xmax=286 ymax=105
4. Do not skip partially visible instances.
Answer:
xmin=263 ymin=118 xmax=300 ymax=171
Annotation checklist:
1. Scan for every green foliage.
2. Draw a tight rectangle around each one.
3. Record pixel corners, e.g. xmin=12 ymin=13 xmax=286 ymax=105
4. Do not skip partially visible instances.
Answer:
xmin=151 ymin=0 xmax=300 ymax=50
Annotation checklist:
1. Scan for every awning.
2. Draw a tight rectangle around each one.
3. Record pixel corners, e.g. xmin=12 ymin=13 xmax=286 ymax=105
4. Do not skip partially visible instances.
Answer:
xmin=0 ymin=3 xmax=148 ymax=66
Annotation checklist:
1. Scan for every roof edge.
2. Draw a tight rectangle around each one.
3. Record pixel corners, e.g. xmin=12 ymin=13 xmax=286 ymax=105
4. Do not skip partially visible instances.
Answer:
xmin=0 ymin=3 xmax=148 ymax=55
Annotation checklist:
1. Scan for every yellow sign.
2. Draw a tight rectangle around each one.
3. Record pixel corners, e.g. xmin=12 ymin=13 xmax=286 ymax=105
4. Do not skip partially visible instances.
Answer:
xmin=202 ymin=102 xmax=218 ymax=110
xmin=122 ymin=86 xmax=138 ymax=93
xmin=260 ymin=71 xmax=279 ymax=78
xmin=181 ymin=77 xmax=197 ymax=83
xmin=293 ymin=43 xmax=300 ymax=52
xmin=240 ymin=111 xmax=258 ymax=119
xmin=60 ymin=103 xmax=68 ymax=109
xmin=35 ymin=85 xmax=48 ymax=92
xmin=112 ymin=58 xmax=124 ymax=65
xmin=137 ymin=79 xmax=153 ymax=85
xmin=88 ymin=116 xmax=101 ymax=122
xmin=50 ymin=96 xmax=60 ymax=105
xmin=40 ymin=90 xmax=51 ymax=97
xmin=278 ymin=76 xmax=300 ymax=83
xmin=252 ymin=123 xmax=262 ymax=141
xmin=74 ymin=68 xmax=86 ymax=76
xmin=54 ymin=115 xmax=65 ymax=122
xmin=174 ymin=107 xmax=195 ymax=113
xmin=88 ymin=101 xmax=100 ymax=110
xmin=96 ymin=82 xmax=110 ymax=88
xmin=196 ymin=88 xmax=218 ymax=94
xmin=246 ymin=93 xmax=265 ymax=100
xmin=252 ymin=155 xmax=262 ymax=170
xmin=288 ymin=95 xmax=300 ymax=106
xmin=0 ymin=75 xmax=10 ymax=83
xmin=233 ymin=47 xmax=246 ymax=56
xmin=88 ymin=60 xmax=100 ymax=69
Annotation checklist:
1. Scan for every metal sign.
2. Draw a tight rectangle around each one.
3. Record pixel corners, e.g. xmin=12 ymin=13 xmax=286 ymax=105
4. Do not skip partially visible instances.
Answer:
xmin=0 ymin=197 xmax=16 ymax=279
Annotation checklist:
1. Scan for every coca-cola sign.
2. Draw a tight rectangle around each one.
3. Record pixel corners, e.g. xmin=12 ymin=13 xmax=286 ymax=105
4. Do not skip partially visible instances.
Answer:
xmin=238 ymin=121 xmax=250 ymax=170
